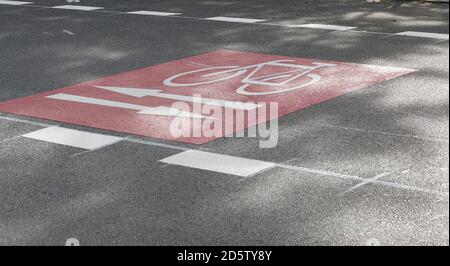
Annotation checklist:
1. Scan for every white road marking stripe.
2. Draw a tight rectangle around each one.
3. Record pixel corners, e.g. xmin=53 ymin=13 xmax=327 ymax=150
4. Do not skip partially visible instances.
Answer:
xmin=0 ymin=0 xmax=32 ymax=5
xmin=160 ymin=150 xmax=276 ymax=177
xmin=340 ymin=172 xmax=392 ymax=195
xmin=46 ymin=93 xmax=211 ymax=119
xmin=278 ymin=163 xmax=448 ymax=197
xmin=51 ymin=5 xmax=104 ymax=11
xmin=395 ymin=31 xmax=449 ymax=40
xmin=369 ymin=179 xmax=448 ymax=197
xmin=70 ymin=142 xmax=113 ymax=157
xmin=205 ymin=16 xmax=266 ymax=23
xmin=62 ymin=30 xmax=76 ymax=35
xmin=277 ymin=163 xmax=366 ymax=182
xmin=22 ymin=126 xmax=123 ymax=150
xmin=126 ymin=137 xmax=190 ymax=151
xmin=127 ymin=10 xmax=181 ymax=16
xmin=95 ymin=86 xmax=262 ymax=110
xmin=292 ymin=23 xmax=356 ymax=31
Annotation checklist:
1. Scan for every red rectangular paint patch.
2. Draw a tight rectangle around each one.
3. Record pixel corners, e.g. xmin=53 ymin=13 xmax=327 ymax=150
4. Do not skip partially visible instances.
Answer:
xmin=0 ymin=50 xmax=415 ymax=144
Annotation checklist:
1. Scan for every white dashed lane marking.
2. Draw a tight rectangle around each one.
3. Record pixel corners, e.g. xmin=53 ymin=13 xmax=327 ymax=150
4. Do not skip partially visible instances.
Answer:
xmin=0 ymin=114 xmax=447 ymax=197
xmin=291 ymin=23 xmax=357 ymax=31
xmin=22 ymin=126 xmax=123 ymax=150
xmin=395 ymin=31 xmax=449 ymax=40
xmin=160 ymin=150 xmax=276 ymax=177
xmin=126 ymin=10 xmax=181 ymax=16
xmin=205 ymin=16 xmax=266 ymax=23
xmin=0 ymin=0 xmax=32 ymax=5
xmin=0 ymin=2 xmax=447 ymax=40
xmin=51 ymin=5 xmax=104 ymax=11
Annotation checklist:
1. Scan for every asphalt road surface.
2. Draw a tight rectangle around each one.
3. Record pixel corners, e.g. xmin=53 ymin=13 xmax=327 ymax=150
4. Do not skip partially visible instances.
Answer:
xmin=0 ymin=0 xmax=448 ymax=246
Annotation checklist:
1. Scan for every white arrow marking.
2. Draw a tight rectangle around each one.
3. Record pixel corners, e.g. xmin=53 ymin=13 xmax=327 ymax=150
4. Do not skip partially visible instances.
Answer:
xmin=46 ymin=93 xmax=212 ymax=119
xmin=95 ymin=86 xmax=261 ymax=111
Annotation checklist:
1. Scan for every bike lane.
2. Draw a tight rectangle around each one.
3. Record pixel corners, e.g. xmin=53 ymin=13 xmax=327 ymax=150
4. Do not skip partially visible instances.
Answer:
xmin=0 ymin=50 xmax=414 ymax=144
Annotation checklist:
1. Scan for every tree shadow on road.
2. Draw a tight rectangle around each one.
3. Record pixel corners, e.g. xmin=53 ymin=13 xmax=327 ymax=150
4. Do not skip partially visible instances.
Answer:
xmin=0 ymin=0 xmax=448 ymax=245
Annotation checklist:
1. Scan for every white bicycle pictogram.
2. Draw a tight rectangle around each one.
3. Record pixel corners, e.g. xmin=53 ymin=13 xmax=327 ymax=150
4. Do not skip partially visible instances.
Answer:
xmin=163 ymin=60 xmax=336 ymax=96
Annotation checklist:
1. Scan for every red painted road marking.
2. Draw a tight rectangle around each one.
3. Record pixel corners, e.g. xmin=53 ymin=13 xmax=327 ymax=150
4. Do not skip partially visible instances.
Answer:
xmin=0 ymin=50 xmax=415 ymax=144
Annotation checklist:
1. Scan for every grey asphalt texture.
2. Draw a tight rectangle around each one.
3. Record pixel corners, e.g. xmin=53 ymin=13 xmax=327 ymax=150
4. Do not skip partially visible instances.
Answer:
xmin=0 ymin=0 xmax=448 ymax=246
